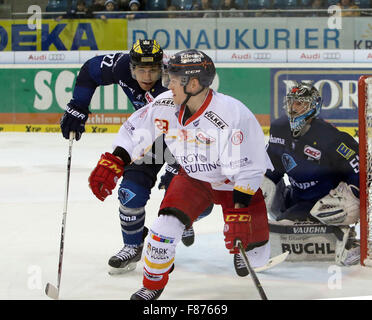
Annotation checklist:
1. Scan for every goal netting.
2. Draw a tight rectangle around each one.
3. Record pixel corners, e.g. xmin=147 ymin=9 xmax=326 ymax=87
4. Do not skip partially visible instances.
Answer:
xmin=358 ymin=75 xmax=372 ymax=267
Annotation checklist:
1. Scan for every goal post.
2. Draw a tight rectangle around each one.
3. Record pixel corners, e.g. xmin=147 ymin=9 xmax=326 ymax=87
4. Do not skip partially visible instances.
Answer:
xmin=358 ymin=75 xmax=372 ymax=267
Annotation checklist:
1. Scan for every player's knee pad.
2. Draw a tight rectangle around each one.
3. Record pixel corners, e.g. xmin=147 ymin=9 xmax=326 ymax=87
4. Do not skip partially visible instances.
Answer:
xmin=143 ymin=215 xmax=184 ymax=290
xmin=118 ymin=176 xmax=151 ymax=208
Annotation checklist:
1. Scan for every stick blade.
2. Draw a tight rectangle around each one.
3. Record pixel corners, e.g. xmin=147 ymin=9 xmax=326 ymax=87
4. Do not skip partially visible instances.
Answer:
xmin=45 ymin=283 xmax=59 ymax=300
xmin=254 ymin=251 xmax=289 ymax=273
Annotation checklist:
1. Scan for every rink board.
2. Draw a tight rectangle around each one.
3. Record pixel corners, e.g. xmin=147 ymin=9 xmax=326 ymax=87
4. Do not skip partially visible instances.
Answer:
xmin=0 ymin=63 xmax=368 ymax=139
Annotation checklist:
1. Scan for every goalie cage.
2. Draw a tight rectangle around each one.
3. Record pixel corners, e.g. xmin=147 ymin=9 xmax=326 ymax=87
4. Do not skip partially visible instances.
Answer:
xmin=358 ymin=75 xmax=372 ymax=267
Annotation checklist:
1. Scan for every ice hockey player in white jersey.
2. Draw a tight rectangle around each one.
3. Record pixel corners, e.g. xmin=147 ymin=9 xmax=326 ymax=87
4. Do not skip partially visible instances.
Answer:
xmin=262 ymin=82 xmax=360 ymax=266
xmin=88 ymin=49 xmax=273 ymax=300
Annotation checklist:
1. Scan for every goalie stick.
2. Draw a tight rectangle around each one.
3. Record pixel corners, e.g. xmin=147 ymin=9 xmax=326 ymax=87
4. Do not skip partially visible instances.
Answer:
xmin=254 ymin=251 xmax=289 ymax=273
xmin=45 ymin=132 xmax=74 ymax=300
xmin=236 ymin=239 xmax=268 ymax=300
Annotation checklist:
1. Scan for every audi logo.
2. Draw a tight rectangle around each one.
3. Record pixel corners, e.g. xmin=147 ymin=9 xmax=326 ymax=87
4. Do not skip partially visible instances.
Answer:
xmin=48 ymin=53 xmax=66 ymax=61
xmin=253 ymin=52 xmax=272 ymax=60
xmin=323 ymin=52 xmax=341 ymax=60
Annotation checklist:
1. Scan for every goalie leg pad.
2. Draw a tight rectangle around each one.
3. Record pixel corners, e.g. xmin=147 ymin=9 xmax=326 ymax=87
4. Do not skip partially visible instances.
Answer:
xmin=276 ymin=199 xmax=318 ymax=222
xmin=334 ymin=226 xmax=360 ymax=266
xmin=261 ymin=177 xmax=287 ymax=221
xmin=263 ymin=178 xmax=301 ymax=221
xmin=269 ymin=220 xmax=338 ymax=262
xmin=261 ymin=176 xmax=277 ymax=210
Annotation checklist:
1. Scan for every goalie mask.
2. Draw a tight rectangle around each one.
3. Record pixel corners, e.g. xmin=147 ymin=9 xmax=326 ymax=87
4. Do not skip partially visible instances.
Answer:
xmin=129 ymin=39 xmax=163 ymax=80
xmin=284 ymin=83 xmax=322 ymax=138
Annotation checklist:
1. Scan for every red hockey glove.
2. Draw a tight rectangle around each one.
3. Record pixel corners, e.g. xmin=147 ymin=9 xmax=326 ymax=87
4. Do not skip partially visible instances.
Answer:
xmin=223 ymin=207 xmax=253 ymax=254
xmin=88 ymin=152 xmax=125 ymax=201
xmin=223 ymin=199 xmax=269 ymax=254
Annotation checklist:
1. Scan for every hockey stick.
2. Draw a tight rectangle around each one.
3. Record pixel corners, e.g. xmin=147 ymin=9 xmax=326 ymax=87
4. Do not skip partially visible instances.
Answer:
xmin=45 ymin=132 xmax=75 ymax=300
xmin=236 ymin=239 xmax=268 ymax=300
xmin=254 ymin=251 xmax=289 ymax=273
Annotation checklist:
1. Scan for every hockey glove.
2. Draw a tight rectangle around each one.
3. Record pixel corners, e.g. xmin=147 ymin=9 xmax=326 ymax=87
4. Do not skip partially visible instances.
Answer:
xmin=88 ymin=152 xmax=125 ymax=201
xmin=223 ymin=207 xmax=253 ymax=254
xmin=158 ymin=164 xmax=180 ymax=190
xmin=60 ymin=103 xmax=90 ymax=141
xmin=310 ymin=182 xmax=360 ymax=226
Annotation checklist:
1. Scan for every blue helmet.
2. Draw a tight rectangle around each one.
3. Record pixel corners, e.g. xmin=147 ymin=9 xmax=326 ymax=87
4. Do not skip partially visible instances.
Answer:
xmin=284 ymin=82 xmax=322 ymax=137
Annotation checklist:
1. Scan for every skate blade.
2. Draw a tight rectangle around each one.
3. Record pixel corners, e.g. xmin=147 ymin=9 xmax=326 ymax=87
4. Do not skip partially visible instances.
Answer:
xmin=45 ymin=282 xmax=59 ymax=300
xmin=108 ymin=262 xmax=137 ymax=276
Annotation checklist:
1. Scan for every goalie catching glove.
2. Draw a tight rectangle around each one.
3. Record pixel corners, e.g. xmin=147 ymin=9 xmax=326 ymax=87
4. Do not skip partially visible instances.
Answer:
xmin=310 ymin=182 xmax=359 ymax=226
xmin=88 ymin=152 xmax=125 ymax=201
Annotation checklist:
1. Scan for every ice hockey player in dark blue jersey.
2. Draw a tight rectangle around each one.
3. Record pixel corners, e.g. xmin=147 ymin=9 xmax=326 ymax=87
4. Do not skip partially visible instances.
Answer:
xmin=60 ymin=40 xmax=213 ymax=274
xmin=60 ymin=39 xmax=166 ymax=138
xmin=253 ymin=82 xmax=360 ymax=270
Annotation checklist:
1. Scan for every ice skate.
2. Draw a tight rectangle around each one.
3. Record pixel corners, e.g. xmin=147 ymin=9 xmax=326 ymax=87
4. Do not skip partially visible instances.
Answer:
xmin=130 ymin=287 xmax=164 ymax=300
xmin=181 ymin=226 xmax=195 ymax=247
xmin=234 ymin=251 xmax=249 ymax=277
xmin=108 ymin=244 xmax=143 ymax=275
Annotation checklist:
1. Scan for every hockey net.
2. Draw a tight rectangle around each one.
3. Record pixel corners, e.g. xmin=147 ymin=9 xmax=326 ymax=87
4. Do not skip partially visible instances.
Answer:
xmin=358 ymin=75 xmax=372 ymax=267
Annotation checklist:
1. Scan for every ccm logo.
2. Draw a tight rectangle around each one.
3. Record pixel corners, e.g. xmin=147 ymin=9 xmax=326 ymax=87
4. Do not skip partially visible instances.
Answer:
xmin=225 ymin=214 xmax=251 ymax=222
xmin=323 ymin=52 xmax=341 ymax=60
xmin=99 ymin=159 xmax=122 ymax=174
xmin=253 ymin=52 xmax=271 ymax=60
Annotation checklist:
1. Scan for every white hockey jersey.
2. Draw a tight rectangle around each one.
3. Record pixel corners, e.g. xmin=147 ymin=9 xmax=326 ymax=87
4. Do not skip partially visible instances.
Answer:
xmin=113 ymin=89 xmax=273 ymax=195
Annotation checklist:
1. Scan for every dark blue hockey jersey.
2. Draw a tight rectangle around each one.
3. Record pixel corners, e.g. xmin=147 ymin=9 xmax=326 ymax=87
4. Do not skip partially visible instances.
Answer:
xmin=68 ymin=53 xmax=168 ymax=112
xmin=265 ymin=115 xmax=359 ymax=202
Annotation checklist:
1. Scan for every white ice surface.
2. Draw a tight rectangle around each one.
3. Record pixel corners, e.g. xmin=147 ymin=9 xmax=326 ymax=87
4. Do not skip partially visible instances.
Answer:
xmin=1 ymin=132 xmax=372 ymax=300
